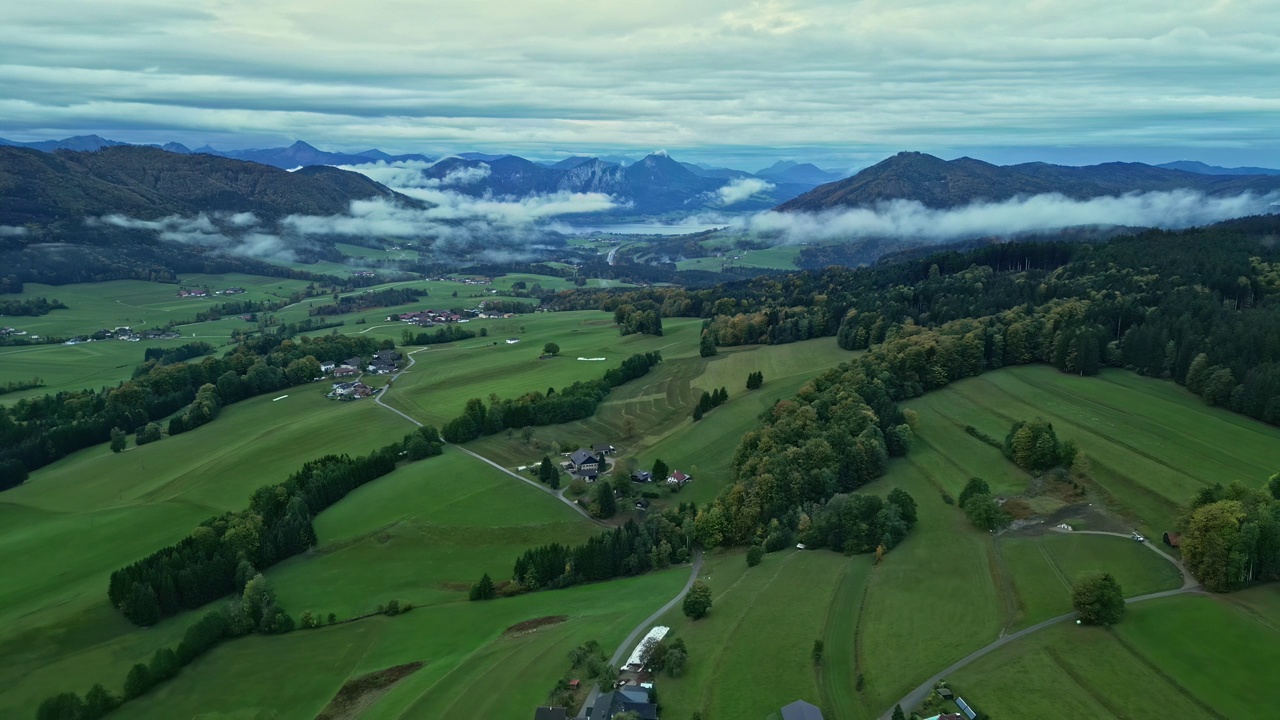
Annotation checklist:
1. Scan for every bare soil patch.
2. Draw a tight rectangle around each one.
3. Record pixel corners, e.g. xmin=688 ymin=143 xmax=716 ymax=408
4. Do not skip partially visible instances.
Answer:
xmin=315 ymin=661 xmax=425 ymax=720
xmin=503 ymin=615 xmax=568 ymax=638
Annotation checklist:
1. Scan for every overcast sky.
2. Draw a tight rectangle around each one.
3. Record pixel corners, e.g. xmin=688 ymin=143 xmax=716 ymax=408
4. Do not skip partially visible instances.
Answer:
xmin=2 ymin=0 xmax=1278 ymax=171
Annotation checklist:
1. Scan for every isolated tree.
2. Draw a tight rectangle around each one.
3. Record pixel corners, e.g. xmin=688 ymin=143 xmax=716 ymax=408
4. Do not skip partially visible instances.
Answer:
xmin=593 ymin=480 xmax=617 ymax=519
xmin=958 ymin=477 xmax=991 ymax=508
xmin=652 ymin=458 xmax=670 ymax=484
xmin=469 ymin=573 xmax=496 ymax=601
xmin=812 ymin=639 xmax=824 ymax=664
xmin=110 ymin=427 xmax=126 ymax=453
xmin=666 ymin=646 xmax=688 ymax=676
xmin=1072 ymin=572 xmax=1125 ymax=625
xmin=746 ymin=545 xmax=764 ymax=567
xmin=891 ymin=704 xmax=906 ymax=720
xmin=683 ymin=580 xmax=713 ymax=619
xmin=539 ymin=455 xmax=557 ymax=485
xmin=543 ymin=342 xmax=560 ymax=356
xmin=962 ymin=493 xmax=1010 ymax=532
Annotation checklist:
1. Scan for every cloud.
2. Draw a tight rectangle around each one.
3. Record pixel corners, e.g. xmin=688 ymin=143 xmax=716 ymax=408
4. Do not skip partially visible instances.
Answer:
xmin=0 ymin=225 xmax=29 ymax=237
xmin=737 ymin=190 xmax=1280 ymax=244
xmin=339 ymin=160 xmax=491 ymax=189
xmin=713 ymin=177 xmax=774 ymax=205
xmin=92 ymin=212 xmax=298 ymax=261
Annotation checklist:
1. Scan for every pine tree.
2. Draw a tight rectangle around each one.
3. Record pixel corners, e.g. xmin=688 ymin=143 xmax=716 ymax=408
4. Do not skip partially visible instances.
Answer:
xmin=469 ymin=573 xmax=496 ymax=601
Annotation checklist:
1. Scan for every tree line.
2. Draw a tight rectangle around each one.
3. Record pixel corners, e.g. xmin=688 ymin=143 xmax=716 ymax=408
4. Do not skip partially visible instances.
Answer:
xmin=401 ymin=324 xmax=476 ymax=346
xmin=308 ymin=286 xmax=423 ymax=316
xmin=1 ymin=332 xmax=388 ymax=487
xmin=1179 ymin=478 xmax=1280 ymax=592
xmin=440 ymin=351 xmax=662 ymax=442
xmin=142 ymin=341 xmax=215 ymax=366
xmin=0 ymin=296 xmax=66 ymax=316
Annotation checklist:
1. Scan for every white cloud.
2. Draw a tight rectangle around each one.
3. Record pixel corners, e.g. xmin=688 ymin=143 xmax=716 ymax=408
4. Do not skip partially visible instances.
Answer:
xmin=713 ymin=177 xmax=774 ymax=205
xmin=0 ymin=225 xmax=29 ymax=237
xmin=738 ymin=190 xmax=1280 ymax=243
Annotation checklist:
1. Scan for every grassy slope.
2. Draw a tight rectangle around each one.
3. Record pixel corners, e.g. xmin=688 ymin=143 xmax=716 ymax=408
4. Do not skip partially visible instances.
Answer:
xmin=656 ymin=549 xmax=869 ymax=720
xmin=0 ymin=388 xmax=414 ymax=715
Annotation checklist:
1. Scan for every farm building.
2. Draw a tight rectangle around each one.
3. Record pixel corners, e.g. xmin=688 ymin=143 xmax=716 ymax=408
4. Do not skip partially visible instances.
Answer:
xmin=631 ymin=471 xmax=653 ymax=483
xmin=568 ymin=449 xmax=603 ymax=473
xmin=532 ymin=707 xmax=567 ymax=720
xmin=666 ymin=470 xmax=692 ymax=486
xmin=589 ymin=688 xmax=658 ymax=720
xmin=781 ymin=699 xmax=824 ymax=720
xmin=593 ymin=443 xmax=616 ymax=455
xmin=1163 ymin=531 xmax=1181 ymax=548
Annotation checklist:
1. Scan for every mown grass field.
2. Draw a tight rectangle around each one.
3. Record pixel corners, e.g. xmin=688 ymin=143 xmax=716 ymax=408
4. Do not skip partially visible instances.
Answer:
xmin=948 ymin=590 xmax=1280 ymax=719
xmin=907 ymin=365 xmax=1280 ymax=533
xmin=675 ymin=245 xmax=800 ymax=272
xmin=998 ymin=533 xmax=1182 ymax=627
xmin=655 ymin=548 xmax=870 ymax=720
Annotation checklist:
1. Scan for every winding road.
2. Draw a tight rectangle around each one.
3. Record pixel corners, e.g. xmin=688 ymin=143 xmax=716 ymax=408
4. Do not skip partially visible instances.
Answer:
xmin=372 ymin=348 xmax=606 ymax=525
xmin=576 ymin=546 xmax=705 ymax=719
xmin=880 ymin=530 xmax=1201 ymax=718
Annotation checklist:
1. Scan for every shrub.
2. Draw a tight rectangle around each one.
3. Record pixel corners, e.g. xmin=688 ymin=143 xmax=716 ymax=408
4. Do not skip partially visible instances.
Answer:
xmin=746 ymin=546 xmax=764 ymax=567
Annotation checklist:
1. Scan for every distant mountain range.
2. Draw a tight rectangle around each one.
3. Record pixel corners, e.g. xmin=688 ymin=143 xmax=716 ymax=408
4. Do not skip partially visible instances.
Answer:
xmin=780 ymin=152 xmax=1280 ymax=211
xmin=419 ymin=152 xmax=814 ymax=215
xmin=0 ymin=145 xmax=405 ymax=225
xmin=1156 ymin=160 xmax=1280 ymax=176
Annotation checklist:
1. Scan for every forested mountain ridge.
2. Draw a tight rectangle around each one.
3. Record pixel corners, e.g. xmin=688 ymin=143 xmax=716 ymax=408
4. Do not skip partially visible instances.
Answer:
xmin=0 ymin=145 xmax=409 ymax=226
xmin=779 ymin=151 xmax=1280 ymax=210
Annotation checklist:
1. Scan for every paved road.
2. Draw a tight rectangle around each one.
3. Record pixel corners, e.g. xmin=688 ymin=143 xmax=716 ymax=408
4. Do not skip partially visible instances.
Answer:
xmin=576 ymin=546 xmax=705 ymax=719
xmin=881 ymin=531 xmax=1202 ymax=718
xmin=372 ymin=348 xmax=606 ymax=526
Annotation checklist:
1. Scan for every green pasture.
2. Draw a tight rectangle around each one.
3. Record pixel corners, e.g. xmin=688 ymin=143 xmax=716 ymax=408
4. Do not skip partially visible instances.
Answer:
xmin=0 ymin=338 xmax=198 ymax=403
xmin=270 ymin=447 xmax=599 ymax=617
xmin=656 ymin=548 xmax=869 ymax=720
xmin=113 ymin=569 xmax=688 ymax=720
xmin=0 ymin=387 xmax=415 ymax=716
xmin=949 ymin=590 xmax=1280 ymax=719
xmin=675 ymin=245 xmax=800 ymax=272
xmin=998 ymin=533 xmax=1181 ymax=628
xmin=907 ymin=365 xmax=1280 ymax=533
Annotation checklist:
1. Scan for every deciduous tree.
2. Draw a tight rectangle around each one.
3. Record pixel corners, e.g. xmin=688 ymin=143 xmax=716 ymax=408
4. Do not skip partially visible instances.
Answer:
xmin=1072 ymin=572 xmax=1125 ymax=625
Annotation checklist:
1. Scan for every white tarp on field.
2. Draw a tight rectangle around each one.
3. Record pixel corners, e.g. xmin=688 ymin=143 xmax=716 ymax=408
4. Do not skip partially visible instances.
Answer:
xmin=621 ymin=626 xmax=670 ymax=670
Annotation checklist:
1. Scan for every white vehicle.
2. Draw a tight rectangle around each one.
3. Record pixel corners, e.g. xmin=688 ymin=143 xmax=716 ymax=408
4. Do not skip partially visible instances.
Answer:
xmin=1132 ymin=532 xmax=1146 ymax=542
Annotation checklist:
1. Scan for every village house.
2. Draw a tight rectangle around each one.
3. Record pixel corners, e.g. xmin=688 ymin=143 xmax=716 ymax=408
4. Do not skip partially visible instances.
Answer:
xmin=631 ymin=470 xmax=653 ymax=483
xmin=593 ymin=443 xmax=616 ymax=455
xmin=532 ymin=708 xmax=567 ymax=720
xmin=176 ymin=288 xmax=208 ymax=298
xmin=367 ymin=362 xmax=397 ymax=375
xmin=319 ymin=361 xmax=336 ymax=373
xmin=340 ymin=356 xmax=363 ymax=369
xmin=223 ymin=287 xmax=245 ymax=295
xmin=333 ymin=366 xmax=359 ymax=378
xmin=589 ymin=689 xmax=658 ymax=720
xmin=666 ymin=470 xmax=692 ymax=486
xmin=374 ymin=349 xmax=401 ymax=363
xmin=568 ymin=449 xmax=603 ymax=474
xmin=329 ymin=381 xmax=373 ymax=399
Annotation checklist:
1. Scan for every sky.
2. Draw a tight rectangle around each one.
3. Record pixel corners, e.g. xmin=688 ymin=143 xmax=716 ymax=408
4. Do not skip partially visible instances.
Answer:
xmin=2 ymin=0 xmax=1279 ymax=172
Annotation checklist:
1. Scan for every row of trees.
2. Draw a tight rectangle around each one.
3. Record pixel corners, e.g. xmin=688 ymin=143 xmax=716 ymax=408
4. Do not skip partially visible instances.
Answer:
xmin=142 ymin=342 xmax=215 ymax=366
xmin=745 ymin=371 xmax=764 ymax=389
xmin=401 ymin=324 xmax=476 ymax=345
xmin=308 ymin=287 xmax=422 ymax=316
xmin=1 ymin=331 xmax=387 ymax=485
xmin=440 ymin=352 xmax=662 ymax=442
xmin=0 ymin=296 xmax=66 ymax=316
xmin=504 ymin=505 xmax=698 ymax=592
xmin=692 ymin=387 xmax=728 ymax=421
xmin=108 ymin=426 xmax=442 ymax=625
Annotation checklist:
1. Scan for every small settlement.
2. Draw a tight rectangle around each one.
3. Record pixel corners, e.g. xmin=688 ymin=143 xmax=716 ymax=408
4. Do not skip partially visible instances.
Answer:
xmin=324 ymin=352 xmax=402 ymax=401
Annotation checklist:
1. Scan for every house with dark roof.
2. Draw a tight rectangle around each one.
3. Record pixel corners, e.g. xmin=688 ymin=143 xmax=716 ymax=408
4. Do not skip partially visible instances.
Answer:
xmin=569 ymin=449 xmax=602 ymax=473
xmin=374 ymin=349 xmax=402 ymax=363
xmin=631 ymin=471 xmax=653 ymax=483
xmin=340 ymin=356 xmax=363 ymax=369
xmin=593 ymin=443 xmax=616 ymax=455
xmin=780 ymin=699 xmax=824 ymax=720
xmin=589 ymin=688 xmax=658 ymax=720
xmin=533 ymin=707 xmax=567 ymax=720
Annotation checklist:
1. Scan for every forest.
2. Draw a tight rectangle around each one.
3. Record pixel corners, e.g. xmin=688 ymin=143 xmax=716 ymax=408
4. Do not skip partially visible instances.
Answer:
xmin=0 ymin=296 xmax=67 ymax=316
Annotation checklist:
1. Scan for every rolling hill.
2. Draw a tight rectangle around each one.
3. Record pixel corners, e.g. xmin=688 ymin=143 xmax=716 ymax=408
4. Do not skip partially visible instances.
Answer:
xmin=779 ymin=151 xmax=1280 ymax=211
xmin=0 ymin=145 xmax=409 ymax=225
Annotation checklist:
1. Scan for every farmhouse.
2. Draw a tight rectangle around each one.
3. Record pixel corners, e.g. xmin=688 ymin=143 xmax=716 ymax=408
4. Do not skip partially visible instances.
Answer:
xmin=631 ymin=471 xmax=653 ymax=483
xmin=666 ymin=470 xmax=692 ymax=486
xmin=319 ymin=361 xmax=336 ymax=373
xmin=374 ymin=349 xmax=401 ymax=363
xmin=589 ymin=688 xmax=658 ymax=720
xmin=176 ymin=288 xmax=208 ymax=298
xmin=367 ymin=362 xmax=397 ymax=375
xmin=329 ymin=381 xmax=373 ymax=399
xmin=223 ymin=287 xmax=245 ymax=295
xmin=340 ymin=356 xmax=363 ymax=369
xmin=568 ymin=449 xmax=602 ymax=473
xmin=780 ymin=699 xmax=824 ymax=720
xmin=333 ymin=366 xmax=359 ymax=378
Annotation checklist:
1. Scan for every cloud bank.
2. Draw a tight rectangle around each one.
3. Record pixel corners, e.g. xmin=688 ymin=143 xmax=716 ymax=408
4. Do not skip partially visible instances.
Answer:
xmin=736 ymin=190 xmax=1280 ymax=244
xmin=0 ymin=225 xmax=28 ymax=237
